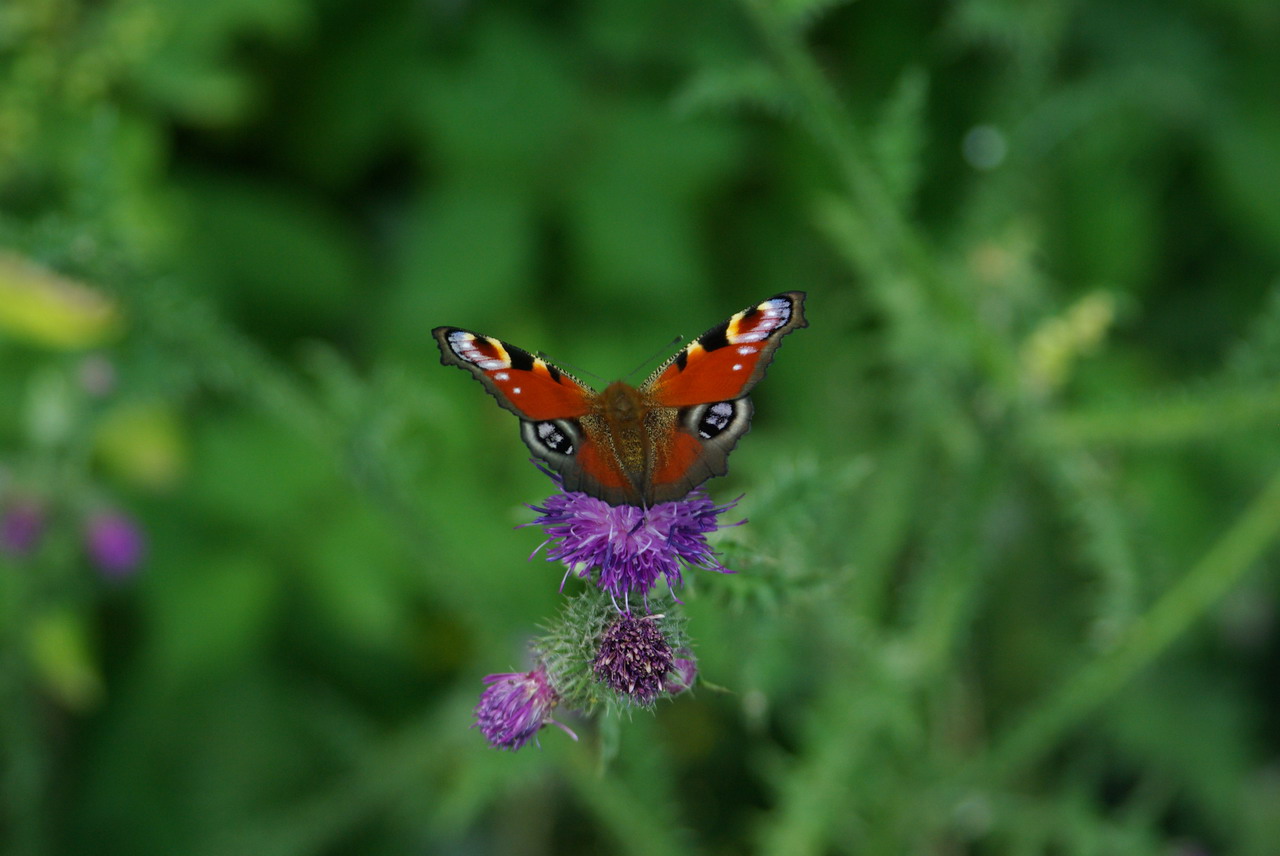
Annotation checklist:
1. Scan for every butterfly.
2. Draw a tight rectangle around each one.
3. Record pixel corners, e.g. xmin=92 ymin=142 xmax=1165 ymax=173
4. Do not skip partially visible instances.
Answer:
xmin=433 ymin=292 xmax=807 ymax=506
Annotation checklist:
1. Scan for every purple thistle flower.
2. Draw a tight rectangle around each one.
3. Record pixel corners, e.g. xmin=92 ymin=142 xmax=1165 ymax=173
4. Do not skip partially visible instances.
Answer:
xmin=474 ymin=664 xmax=577 ymax=751
xmin=664 ymin=656 xmax=698 ymax=695
xmin=0 ymin=499 xmax=46 ymax=557
xmin=84 ymin=510 xmax=145 ymax=578
xmin=593 ymin=612 xmax=675 ymax=705
xmin=525 ymin=484 xmax=741 ymax=604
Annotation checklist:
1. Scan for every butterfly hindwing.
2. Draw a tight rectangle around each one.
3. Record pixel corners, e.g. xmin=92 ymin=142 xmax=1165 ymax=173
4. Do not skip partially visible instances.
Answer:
xmin=643 ymin=397 xmax=755 ymax=502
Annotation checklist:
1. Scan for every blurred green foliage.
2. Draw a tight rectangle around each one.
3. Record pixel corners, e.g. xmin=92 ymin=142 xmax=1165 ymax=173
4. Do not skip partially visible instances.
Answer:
xmin=2 ymin=0 xmax=1280 ymax=853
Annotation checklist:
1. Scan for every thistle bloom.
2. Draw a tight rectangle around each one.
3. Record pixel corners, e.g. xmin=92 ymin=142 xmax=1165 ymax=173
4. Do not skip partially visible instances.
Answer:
xmin=0 ymin=499 xmax=45 ymax=557
xmin=664 ymin=656 xmax=698 ymax=695
xmin=474 ymin=664 xmax=577 ymax=751
xmin=526 ymin=483 xmax=740 ymax=604
xmin=593 ymin=612 xmax=675 ymax=705
xmin=84 ymin=510 xmax=145 ymax=578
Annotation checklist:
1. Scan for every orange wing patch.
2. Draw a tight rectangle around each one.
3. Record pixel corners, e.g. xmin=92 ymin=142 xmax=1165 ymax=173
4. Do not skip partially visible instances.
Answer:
xmin=434 ymin=328 xmax=593 ymax=421
xmin=647 ymin=293 xmax=807 ymax=408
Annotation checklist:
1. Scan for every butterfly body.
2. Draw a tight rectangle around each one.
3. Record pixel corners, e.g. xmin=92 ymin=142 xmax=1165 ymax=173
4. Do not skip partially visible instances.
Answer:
xmin=435 ymin=292 xmax=806 ymax=506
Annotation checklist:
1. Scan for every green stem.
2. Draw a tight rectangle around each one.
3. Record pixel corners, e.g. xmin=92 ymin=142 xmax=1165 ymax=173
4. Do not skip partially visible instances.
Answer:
xmin=981 ymin=464 xmax=1280 ymax=783
xmin=0 ymin=564 xmax=48 ymax=856
xmin=202 ymin=696 xmax=472 ymax=856
xmin=742 ymin=0 xmax=1023 ymax=397
xmin=1044 ymin=383 xmax=1280 ymax=446
xmin=741 ymin=0 xmax=926 ymax=282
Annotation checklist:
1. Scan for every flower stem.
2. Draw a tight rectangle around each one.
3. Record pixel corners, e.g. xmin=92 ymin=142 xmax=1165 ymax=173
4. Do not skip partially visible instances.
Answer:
xmin=981 ymin=464 xmax=1280 ymax=783
xmin=0 ymin=562 xmax=49 ymax=856
xmin=1044 ymin=382 xmax=1280 ymax=446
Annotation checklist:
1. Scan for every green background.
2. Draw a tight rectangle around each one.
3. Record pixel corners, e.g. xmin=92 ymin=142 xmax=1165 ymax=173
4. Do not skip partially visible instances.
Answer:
xmin=2 ymin=0 xmax=1279 ymax=853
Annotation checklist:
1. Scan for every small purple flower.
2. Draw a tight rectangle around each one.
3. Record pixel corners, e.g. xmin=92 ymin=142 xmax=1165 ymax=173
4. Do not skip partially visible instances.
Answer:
xmin=593 ymin=612 xmax=675 ymax=705
xmin=84 ymin=510 xmax=145 ymax=578
xmin=0 ymin=500 xmax=46 ymax=557
xmin=526 ymin=485 xmax=741 ymax=604
xmin=474 ymin=664 xmax=577 ymax=751
xmin=77 ymin=354 xmax=117 ymax=398
xmin=664 ymin=656 xmax=698 ymax=695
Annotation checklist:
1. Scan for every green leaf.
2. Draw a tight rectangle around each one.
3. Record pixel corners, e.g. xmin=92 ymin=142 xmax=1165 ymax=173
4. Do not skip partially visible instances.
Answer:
xmin=674 ymin=62 xmax=793 ymax=118
xmin=872 ymin=67 xmax=928 ymax=209
xmin=29 ymin=607 xmax=103 ymax=710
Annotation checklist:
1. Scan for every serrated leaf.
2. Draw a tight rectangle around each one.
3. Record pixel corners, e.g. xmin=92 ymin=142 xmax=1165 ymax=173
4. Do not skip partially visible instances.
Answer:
xmin=673 ymin=62 xmax=792 ymax=118
xmin=872 ymin=67 xmax=929 ymax=209
xmin=775 ymin=0 xmax=858 ymax=31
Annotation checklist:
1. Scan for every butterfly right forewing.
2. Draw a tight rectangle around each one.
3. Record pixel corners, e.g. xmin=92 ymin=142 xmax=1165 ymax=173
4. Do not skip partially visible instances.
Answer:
xmin=636 ymin=292 xmax=807 ymax=503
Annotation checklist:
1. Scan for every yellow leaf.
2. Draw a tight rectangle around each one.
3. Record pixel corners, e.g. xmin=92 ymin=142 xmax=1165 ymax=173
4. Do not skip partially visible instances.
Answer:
xmin=96 ymin=402 xmax=187 ymax=491
xmin=30 ymin=608 xmax=104 ymax=711
xmin=0 ymin=252 xmax=122 ymax=349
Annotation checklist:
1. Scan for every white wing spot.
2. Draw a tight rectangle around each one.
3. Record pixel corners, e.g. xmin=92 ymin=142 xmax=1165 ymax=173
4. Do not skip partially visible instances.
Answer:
xmin=730 ymin=300 xmax=793 ymax=344
xmin=448 ymin=332 xmax=514 ymax=371
xmin=737 ymin=345 xmax=758 ymax=355
xmin=494 ymin=371 xmax=509 ymax=381
xmin=513 ymin=387 xmax=522 ymax=394
xmin=732 ymin=364 xmax=743 ymax=371
xmin=762 ymin=298 xmax=791 ymax=321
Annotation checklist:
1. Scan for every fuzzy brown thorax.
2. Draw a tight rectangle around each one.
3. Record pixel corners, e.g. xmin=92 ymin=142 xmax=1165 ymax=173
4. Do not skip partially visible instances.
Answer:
xmin=598 ymin=381 xmax=653 ymax=480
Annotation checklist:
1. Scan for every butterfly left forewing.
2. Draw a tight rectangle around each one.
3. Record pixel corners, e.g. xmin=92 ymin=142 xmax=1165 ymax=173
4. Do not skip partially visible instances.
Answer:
xmin=434 ymin=326 xmax=639 ymax=501
xmin=433 ymin=327 xmax=595 ymax=421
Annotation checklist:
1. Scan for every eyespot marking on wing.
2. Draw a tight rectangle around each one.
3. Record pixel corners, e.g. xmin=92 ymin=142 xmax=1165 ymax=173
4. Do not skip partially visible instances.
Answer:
xmin=697 ymin=401 xmax=736 ymax=439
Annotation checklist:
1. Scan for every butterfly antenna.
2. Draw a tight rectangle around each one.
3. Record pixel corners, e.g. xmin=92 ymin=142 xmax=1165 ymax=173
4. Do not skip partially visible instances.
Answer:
xmin=536 ymin=351 xmax=606 ymax=385
xmin=623 ymin=335 xmax=683 ymax=382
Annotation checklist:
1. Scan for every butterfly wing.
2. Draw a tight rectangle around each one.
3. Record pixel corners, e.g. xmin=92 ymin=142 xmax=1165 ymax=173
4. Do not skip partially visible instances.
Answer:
xmin=643 ymin=292 xmax=808 ymax=406
xmin=637 ymin=292 xmax=807 ymax=503
xmin=434 ymin=327 xmax=594 ymax=420
xmin=434 ymin=291 xmax=807 ymax=507
xmin=433 ymin=326 xmax=634 ymax=498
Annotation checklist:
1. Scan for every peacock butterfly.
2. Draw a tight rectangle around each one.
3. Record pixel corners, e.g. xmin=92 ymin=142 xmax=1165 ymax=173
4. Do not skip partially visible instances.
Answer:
xmin=433 ymin=292 xmax=807 ymax=506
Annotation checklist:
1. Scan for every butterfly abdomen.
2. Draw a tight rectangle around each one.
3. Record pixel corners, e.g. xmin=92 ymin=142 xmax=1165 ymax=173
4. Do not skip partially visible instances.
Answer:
xmin=594 ymin=381 xmax=653 ymax=499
